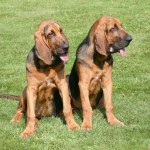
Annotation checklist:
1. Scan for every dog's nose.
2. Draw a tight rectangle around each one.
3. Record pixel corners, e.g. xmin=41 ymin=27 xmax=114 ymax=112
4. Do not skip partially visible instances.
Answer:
xmin=63 ymin=43 xmax=69 ymax=51
xmin=126 ymin=35 xmax=132 ymax=42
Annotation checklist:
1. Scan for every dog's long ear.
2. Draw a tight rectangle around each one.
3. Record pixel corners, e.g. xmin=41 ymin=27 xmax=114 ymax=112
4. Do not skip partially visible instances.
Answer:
xmin=34 ymin=31 xmax=52 ymax=65
xmin=94 ymin=29 xmax=108 ymax=56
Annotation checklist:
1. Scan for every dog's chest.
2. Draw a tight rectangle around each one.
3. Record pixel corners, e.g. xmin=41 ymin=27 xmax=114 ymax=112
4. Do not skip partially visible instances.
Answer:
xmin=89 ymin=71 xmax=102 ymax=95
xmin=89 ymin=59 xmax=111 ymax=92
xmin=37 ymin=78 xmax=57 ymax=103
xmin=39 ymin=79 xmax=56 ymax=91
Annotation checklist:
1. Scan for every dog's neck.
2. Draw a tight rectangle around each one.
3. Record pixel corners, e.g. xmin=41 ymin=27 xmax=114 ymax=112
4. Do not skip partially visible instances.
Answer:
xmin=36 ymin=54 xmax=63 ymax=72
xmin=94 ymin=52 xmax=112 ymax=69
xmin=94 ymin=51 xmax=108 ymax=62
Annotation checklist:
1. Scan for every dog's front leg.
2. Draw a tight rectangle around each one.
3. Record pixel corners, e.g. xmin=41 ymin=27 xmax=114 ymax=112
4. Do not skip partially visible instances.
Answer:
xmin=101 ymin=75 xmax=124 ymax=126
xmin=58 ymin=79 xmax=79 ymax=130
xmin=20 ymin=85 xmax=37 ymax=137
xmin=79 ymin=82 xmax=92 ymax=130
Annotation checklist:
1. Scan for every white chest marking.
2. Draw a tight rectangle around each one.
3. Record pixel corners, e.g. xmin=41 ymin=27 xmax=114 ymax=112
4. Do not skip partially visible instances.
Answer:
xmin=47 ymin=80 xmax=51 ymax=86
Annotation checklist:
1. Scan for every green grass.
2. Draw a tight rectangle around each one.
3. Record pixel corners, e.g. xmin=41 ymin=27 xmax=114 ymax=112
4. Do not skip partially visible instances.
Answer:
xmin=0 ymin=0 xmax=150 ymax=149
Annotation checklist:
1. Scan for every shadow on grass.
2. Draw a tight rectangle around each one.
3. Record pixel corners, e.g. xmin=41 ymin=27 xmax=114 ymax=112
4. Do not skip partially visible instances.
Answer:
xmin=56 ymin=107 xmax=107 ymax=126
xmin=55 ymin=108 xmax=83 ymax=125
xmin=98 ymin=108 xmax=107 ymax=119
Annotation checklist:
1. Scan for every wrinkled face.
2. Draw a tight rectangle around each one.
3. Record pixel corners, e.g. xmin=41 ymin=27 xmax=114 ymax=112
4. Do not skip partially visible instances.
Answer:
xmin=44 ymin=22 xmax=69 ymax=61
xmin=105 ymin=18 xmax=132 ymax=56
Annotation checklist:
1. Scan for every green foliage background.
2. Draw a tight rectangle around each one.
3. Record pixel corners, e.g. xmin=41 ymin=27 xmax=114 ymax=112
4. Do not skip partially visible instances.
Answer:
xmin=0 ymin=0 xmax=150 ymax=149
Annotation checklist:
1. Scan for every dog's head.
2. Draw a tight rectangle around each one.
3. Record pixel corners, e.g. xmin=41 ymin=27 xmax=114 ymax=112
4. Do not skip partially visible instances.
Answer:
xmin=34 ymin=20 xmax=69 ymax=65
xmin=92 ymin=16 xmax=132 ymax=57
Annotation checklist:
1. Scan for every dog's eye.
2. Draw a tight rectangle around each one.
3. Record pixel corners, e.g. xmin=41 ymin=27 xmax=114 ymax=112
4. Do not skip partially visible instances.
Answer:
xmin=110 ymin=25 xmax=118 ymax=32
xmin=48 ymin=31 xmax=55 ymax=38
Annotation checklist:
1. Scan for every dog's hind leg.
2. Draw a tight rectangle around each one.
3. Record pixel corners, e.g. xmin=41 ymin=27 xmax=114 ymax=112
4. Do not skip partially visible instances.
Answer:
xmin=10 ymin=87 xmax=27 ymax=122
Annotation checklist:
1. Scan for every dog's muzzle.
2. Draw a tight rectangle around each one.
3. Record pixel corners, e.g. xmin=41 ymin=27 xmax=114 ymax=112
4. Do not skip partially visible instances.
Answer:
xmin=109 ymin=35 xmax=132 ymax=56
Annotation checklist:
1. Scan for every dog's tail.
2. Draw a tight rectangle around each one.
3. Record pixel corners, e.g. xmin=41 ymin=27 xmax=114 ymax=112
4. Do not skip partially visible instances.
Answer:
xmin=0 ymin=94 xmax=20 ymax=101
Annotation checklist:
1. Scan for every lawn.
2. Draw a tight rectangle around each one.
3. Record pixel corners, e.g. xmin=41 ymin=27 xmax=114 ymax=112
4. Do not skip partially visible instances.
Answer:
xmin=0 ymin=0 xmax=150 ymax=149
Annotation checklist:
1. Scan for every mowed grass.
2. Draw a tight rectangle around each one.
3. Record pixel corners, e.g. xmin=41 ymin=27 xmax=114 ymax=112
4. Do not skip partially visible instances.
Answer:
xmin=0 ymin=0 xmax=150 ymax=149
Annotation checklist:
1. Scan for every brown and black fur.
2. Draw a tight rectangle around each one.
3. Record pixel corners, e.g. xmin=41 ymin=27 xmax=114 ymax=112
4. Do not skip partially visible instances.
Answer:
xmin=69 ymin=16 xmax=132 ymax=130
xmin=2 ymin=20 xmax=79 ymax=137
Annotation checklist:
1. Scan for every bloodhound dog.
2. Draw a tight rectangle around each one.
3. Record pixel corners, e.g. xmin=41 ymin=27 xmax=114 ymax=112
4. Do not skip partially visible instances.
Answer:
xmin=69 ymin=16 xmax=132 ymax=130
xmin=10 ymin=20 xmax=79 ymax=137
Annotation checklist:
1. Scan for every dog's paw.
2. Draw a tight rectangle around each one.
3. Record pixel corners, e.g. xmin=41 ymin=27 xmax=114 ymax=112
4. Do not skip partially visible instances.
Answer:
xmin=81 ymin=122 xmax=92 ymax=131
xmin=20 ymin=129 xmax=35 ymax=138
xmin=10 ymin=118 xmax=18 ymax=123
xmin=68 ymin=122 xmax=80 ymax=130
xmin=10 ymin=114 xmax=22 ymax=123
xmin=108 ymin=118 xmax=125 ymax=126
